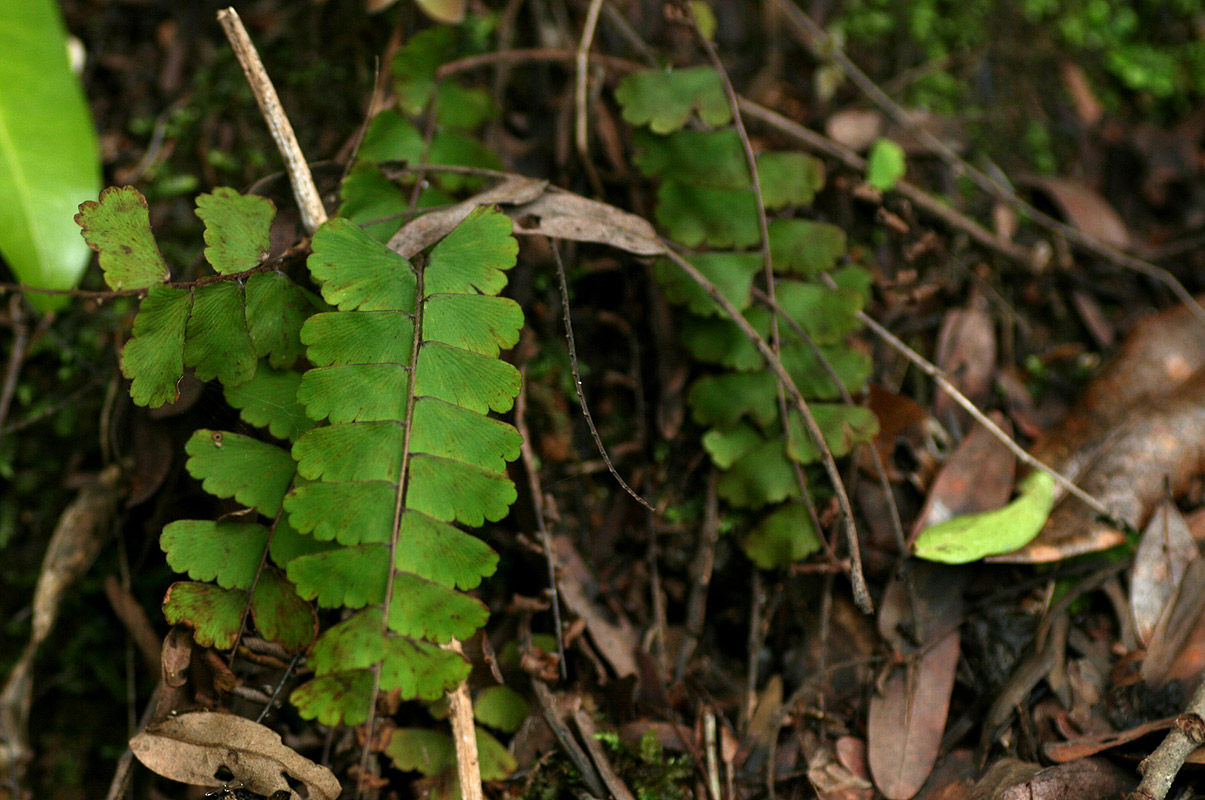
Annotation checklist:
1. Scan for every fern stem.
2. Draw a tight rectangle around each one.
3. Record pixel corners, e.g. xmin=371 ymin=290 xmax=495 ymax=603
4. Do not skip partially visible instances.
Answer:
xmin=550 ymin=242 xmax=655 ymax=513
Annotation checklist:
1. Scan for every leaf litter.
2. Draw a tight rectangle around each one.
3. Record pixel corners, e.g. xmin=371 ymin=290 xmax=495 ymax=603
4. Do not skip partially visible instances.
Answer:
xmin=20 ymin=4 xmax=1205 ymax=800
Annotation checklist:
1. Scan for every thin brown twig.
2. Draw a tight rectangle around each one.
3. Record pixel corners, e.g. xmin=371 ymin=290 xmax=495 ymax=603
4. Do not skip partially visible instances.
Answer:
xmin=0 ymin=296 xmax=30 ymax=434
xmin=549 ymin=240 xmax=656 ymax=512
xmin=515 ymin=357 xmax=569 ymax=678
xmin=734 ymin=97 xmax=1037 ymax=266
xmin=574 ymin=0 xmax=606 ymax=196
xmin=773 ymin=0 xmax=1205 ymax=327
xmin=750 ymin=286 xmax=907 ymax=552
xmin=689 ymin=7 xmax=836 ymax=568
xmin=435 ymin=46 xmax=1045 ymax=269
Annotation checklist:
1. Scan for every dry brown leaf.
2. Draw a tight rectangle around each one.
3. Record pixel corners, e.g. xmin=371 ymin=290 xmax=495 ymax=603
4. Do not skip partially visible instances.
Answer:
xmin=1060 ymin=62 xmax=1104 ymax=127
xmin=989 ymin=297 xmax=1205 ymax=563
xmin=988 ymin=758 xmax=1134 ymax=800
xmin=551 ymin=535 xmax=639 ymax=678
xmin=865 ymin=384 xmax=932 ymax=482
xmin=826 ymin=109 xmax=884 ymax=152
xmin=129 ymin=710 xmax=340 ymax=800
xmin=933 ymin=305 xmax=996 ymax=433
xmin=386 ymin=175 xmax=664 ymax=259
xmin=912 ymin=749 xmax=977 ymax=800
xmin=388 ymin=176 xmax=548 ymax=258
xmin=1043 ymin=717 xmax=1173 ymax=763
xmin=869 ymin=563 xmax=965 ymax=800
xmin=808 ymin=738 xmax=875 ymax=800
xmin=909 ymin=413 xmax=1015 ymax=547
xmin=1142 ymin=558 xmax=1205 ymax=685
xmin=993 ymin=367 xmax=1205 ymax=562
xmin=744 ymin=674 xmax=783 ymax=749
xmin=509 ymin=190 xmax=665 ymax=255
xmin=1130 ymin=501 xmax=1197 ymax=646
xmin=1018 ymin=175 xmax=1131 ymax=249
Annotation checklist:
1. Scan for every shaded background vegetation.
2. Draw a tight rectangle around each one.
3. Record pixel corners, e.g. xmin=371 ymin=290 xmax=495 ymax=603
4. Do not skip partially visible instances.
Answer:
xmin=4 ymin=0 xmax=1205 ymax=798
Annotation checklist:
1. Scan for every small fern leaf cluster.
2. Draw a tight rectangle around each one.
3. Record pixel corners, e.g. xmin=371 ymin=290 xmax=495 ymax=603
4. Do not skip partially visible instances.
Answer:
xmin=78 ymin=186 xmax=321 ymax=652
xmin=615 ymin=67 xmax=880 ymax=568
xmin=78 ymin=185 xmax=524 ymax=737
xmin=283 ymin=207 xmax=522 ymax=724
xmin=77 ymin=186 xmax=310 ymax=407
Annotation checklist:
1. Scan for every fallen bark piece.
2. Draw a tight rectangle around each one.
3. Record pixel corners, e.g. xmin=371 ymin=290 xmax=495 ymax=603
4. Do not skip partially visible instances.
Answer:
xmin=129 ymin=710 xmax=340 ymax=800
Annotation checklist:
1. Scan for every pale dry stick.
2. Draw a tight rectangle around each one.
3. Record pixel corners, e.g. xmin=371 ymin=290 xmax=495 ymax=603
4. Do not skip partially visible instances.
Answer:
xmin=662 ymin=247 xmax=874 ymax=613
xmin=549 ymin=241 xmax=656 ymax=512
xmin=1130 ymin=678 xmax=1205 ymax=800
xmin=835 ymin=282 xmax=1115 ymax=520
xmin=574 ymin=0 xmax=606 ymax=196
xmin=216 ymin=8 xmax=327 ymax=234
xmin=514 ymin=360 xmax=569 ymax=678
xmin=773 ymin=0 xmax=1205 ymax=327
xmin=444 ymin=640 xmax=485 ymax=800
xmin=703 ymin=710 xmax=722 ymax=800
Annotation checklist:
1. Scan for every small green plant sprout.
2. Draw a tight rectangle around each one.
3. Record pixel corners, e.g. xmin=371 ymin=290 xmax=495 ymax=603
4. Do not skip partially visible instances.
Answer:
xmin=78 ymin=183 xmax=526 ymax=781
xmin=865 ymin=138 xmax=906 ymax=192
xmin=615 ymin=66 xmax=879 ymax=569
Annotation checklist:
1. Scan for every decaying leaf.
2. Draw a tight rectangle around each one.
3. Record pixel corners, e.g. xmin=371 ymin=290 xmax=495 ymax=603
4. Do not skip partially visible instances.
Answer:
xmin=932 ymin=304 xmax=996 ymax=434
xmin=386 ymin=174 xmax=665 ymax=259
xmin=1017 ymin=175 xmax=1131 ymax=250
xmin=974 ymin=756 xmax=1134 ymax=800
xmin=909 ymin=413 xmax=1015 ymax=545
xmin=868 ymin=563 xmax=965 ymax=799
xmin=129 ymin=710 xmax=340 ymax=800
xmin=1141 ymin=558 xmax=1205 ymax=685
xmin=994 ymin=367 xmax=1205 ymax=562
xmin=1130 ymin=501 xmax=1197 ymax=646
xmin=509 ymin=190 xmax=664 ymax=255
xmin=989 ymin=296 xmax=1205 ymax=563
xmin=551 ymin=535 xmax=639 ymax=678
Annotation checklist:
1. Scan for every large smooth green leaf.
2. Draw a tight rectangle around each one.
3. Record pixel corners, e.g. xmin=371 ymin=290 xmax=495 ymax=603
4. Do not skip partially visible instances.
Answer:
xmin=0 ymin=0 xmax=101 ymax=311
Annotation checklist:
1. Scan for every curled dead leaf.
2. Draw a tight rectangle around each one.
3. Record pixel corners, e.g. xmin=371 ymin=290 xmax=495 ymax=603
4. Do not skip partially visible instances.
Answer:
xmin=130 ymin=711 xmax=340 ymax=800
xmin=1130 ymin=501 xmax=1197 ymax=646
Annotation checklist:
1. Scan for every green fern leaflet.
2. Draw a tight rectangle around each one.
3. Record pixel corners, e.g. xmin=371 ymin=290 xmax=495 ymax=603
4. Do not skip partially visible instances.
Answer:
xmin=284 ymin=207 xmax=523 ymax=723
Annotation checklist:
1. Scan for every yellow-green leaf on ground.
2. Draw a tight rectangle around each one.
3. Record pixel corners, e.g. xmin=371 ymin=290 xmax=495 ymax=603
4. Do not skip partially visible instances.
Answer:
xmin=913 ymin=470 xmax=1057 ymax=564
